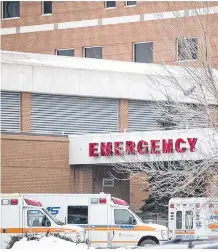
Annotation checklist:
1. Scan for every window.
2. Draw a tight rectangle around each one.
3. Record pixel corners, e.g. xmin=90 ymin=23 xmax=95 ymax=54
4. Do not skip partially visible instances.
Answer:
xmin=84 ymin=47 xmax=102 ymax=59
xmin=2 ymin=1 xmax=20 ymax=19
xmin=42 ymin=1 xmax=52 ymax=15
xmin=68 ymin=206 xmax=88 ymax=224
xmin=133 ymin=42 xmax=153 ymax=63
xmin=114 ymin=209 xmax=136 ymax=225
xmin=126 ymin=1 xmax=136 ymax=6
xmin=105 ymin=1 xmax=116 ymax=8
xmin=185 ymin=210 xmax=193 ymax=229
xmin=56 ymin=49 xmax=74 ymax=57
xmin=176 ymin=211 xmax=182 ymax=229
xmin=177 ymin=37 xmax=198 ymax=61
xmin=103 ymin=178 xmax=114 ymax=187
xmin=27 ymin=210 xmax=51 ymax=227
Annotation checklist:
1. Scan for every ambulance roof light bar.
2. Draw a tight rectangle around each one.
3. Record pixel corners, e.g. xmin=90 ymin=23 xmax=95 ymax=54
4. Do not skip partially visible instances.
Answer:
xmin=25 ymin=198 xmax=42 ymax=207
xmin=112 ymin=197 xmax=128 ymax=206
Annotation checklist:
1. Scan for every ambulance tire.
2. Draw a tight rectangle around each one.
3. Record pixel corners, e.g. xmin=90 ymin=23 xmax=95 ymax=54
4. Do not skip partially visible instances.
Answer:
xmin=139 ymin=239 xmax=157 ymax=247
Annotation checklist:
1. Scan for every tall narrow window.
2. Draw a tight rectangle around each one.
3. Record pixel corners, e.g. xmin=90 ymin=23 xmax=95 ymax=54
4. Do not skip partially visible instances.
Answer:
xmin=42 ymin=1 xmax=52 ymax=15
xmin=84 ymin=47 xmax=102 ymax=59
xmin=133 ymin=42 xmax=153 ymax=63
xmin=176 ymin=211 xmax=183 ymax=229
xmin=56 ymin=49 xmax=74 ymax=57
xmin=177 ymin=37 xmax=198 ymax=61
xmin=105 ymin=1 xmax=116 ymax=8
xmin=185 ymin=210 xmax=193 ymax=229
xmin=2 ymin=1 xmax=20 ymax=19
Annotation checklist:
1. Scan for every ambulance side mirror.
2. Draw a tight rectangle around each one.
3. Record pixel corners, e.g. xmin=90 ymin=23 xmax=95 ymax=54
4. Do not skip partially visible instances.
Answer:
xmin=47 ymin=220 xmax=51 ymax=227
xmin=129 ymin=217 xmax=136 ymax=225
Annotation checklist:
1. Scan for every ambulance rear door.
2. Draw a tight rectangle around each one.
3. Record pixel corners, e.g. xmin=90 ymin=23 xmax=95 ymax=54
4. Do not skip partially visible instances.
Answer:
xmin=174 ymin=201 xmax=195 ymax=240
xmin=1 ymin=197 xmax=21 ymax=249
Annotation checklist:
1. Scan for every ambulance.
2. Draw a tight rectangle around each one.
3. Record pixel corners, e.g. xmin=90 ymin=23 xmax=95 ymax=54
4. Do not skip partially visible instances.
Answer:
xmin=0 ymin=194 xmax=85 ymax=249
xmin=23 ymin=193 xmax=169 ymax=248
xmin=168 ymin=197 xmax=218 ymax=240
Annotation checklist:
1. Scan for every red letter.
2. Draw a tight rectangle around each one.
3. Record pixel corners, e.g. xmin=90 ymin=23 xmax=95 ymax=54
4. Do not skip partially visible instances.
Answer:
xmin=100 ymin=142 xmax=112 ymax=156
xmin=89 ymin=143 xmax=98 ymax=157
xmin=150 ymin=140 xmax=160 ymax=154
xmin=187 ymin=138 xmax=198 ymax=152
xmin=114 ymin=142 xmax=123 ymax=156
xmin=125 ymin=141 xmax=135 ymax=155
xmin=162 ymin=139 xmax=173 ymax=153
xmin=175 ymin=138 xmax=186 ymax=153
xmin=137 ymin=140 xmax=148 ymax=155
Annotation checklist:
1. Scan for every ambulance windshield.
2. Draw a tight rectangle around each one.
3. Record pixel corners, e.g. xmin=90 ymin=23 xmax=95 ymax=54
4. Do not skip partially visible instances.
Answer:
xmin=129 ymin=207 xmax=143 ymax=222
xmin=42 ymin=208 xmax=64 ymax=225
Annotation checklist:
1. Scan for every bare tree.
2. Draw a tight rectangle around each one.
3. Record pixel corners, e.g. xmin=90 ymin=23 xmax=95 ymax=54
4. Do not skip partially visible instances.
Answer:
xmin=108 ymin=2 xmax=218 ymax=208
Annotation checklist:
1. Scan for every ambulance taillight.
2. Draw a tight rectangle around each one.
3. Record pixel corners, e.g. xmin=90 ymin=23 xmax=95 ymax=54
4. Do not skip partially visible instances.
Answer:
xmin=10 ymin=199 xmax=18 ymax=205
xmin=170 ymin=204 xmax=174 ymax=208
xmin=99 ymin=198 xmax=107 ymax=204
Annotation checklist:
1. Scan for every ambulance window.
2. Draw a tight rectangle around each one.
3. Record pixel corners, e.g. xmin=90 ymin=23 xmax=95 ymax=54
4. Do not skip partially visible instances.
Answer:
xmin=176 ymin=211 xmax=182 ymax=229
xmin=68 ymin=206 xmax=88 ymax=224
xmin=27 ymin=210 xmax=51 ymax=227
xmin=185 ymin=210 xmax=193 ymax=229
xmin=114 ymin=209 xmax=136 ymax=225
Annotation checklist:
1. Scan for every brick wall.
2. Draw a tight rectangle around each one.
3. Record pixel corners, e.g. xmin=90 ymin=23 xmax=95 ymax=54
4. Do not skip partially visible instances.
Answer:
xmin=20 ymin=92 xmax=31 ymax=132
xmin=92 ymin=165 xmax=130 ymax=204
xmin=130 ymin=174 xmax=148 ymax=211
xmin=1 ymin=133 xmax=72 ymax=193
xmin=1 ymin=2 xmax=218 ymax=68
xmin=73 ymin=165 xmax=93 ymax=193
xmin=118 ymin=99 xmax=128 ymax=132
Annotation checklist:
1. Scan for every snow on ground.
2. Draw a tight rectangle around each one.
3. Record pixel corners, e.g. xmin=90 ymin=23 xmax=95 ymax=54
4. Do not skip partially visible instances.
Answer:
xmin=10 ymin=236 xmax=141 ymax=251
xmin=11 ymin=236 xmax=93 ymax=250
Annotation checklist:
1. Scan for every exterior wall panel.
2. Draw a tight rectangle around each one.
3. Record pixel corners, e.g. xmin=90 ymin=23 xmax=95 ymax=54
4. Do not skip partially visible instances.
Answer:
xmin=31 ymin=93 xmax=118 ymax=134
xmin=1 ymin=91 xmax=20 ymax=132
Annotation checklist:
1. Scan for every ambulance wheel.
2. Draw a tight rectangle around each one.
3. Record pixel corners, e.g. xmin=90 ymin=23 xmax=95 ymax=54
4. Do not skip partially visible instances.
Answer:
xmin=139 ymin=239 xmax=157 ymax=247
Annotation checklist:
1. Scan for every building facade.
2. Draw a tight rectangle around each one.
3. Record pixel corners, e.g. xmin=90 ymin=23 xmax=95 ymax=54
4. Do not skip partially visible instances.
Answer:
xmin=1 ymin=1 xmax=218 ymax=210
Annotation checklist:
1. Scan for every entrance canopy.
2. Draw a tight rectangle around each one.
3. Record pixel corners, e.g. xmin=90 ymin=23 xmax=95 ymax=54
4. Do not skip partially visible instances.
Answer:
xmin=69 ymin=128 xmax=218 ymax=165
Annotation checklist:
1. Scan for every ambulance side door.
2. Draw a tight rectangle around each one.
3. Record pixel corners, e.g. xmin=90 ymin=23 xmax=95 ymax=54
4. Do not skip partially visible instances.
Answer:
xmin=112 ymin=207 xmax=138 ymax=247
xmin=23 ymin=208 xmax=54 ymax=234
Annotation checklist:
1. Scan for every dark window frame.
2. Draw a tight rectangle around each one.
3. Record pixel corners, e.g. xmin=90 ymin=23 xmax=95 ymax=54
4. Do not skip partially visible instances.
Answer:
xmin=176 ymin=211 xmax=183 ymax=229
xmin=125 ymin=1 xmax=136 ymax=6
xmin=27 ymin=210 xmax=51 ymax=227
xmin=56 ymin=48 xmax=75 ymax=57
xmin=133 ymin=42 xmax=153 ymax=63
xmin=185 ymin=210 xmax=193 ymax=229
xmin=105 ymin=1 xmax=116 ymax=8
xmin=114 ymin=209 xmax=136 ymax=225
xmin=1 ymin=1 xmax=20 ymax=19
xmin=177 ymin=37 xmax=198 ymax=62
xmin=42 ymin=1 xmax=52 ymax=15
xmin=83 ymin=46 xmax=102 ymax=59
xmin=67 ymin=205 xmax=88 ymax=225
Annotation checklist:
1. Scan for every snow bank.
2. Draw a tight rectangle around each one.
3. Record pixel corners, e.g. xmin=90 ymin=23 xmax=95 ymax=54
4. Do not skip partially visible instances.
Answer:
xmin=11 ymin=236 xmax=139 ymax=251
xmin=11 ymin=236 xmax=93 ymax=250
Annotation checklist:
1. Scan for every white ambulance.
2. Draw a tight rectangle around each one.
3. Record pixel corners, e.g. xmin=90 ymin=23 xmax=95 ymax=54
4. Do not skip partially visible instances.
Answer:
xmin=168 ymin=197 xmax=218 ymax=240
xmin=23 ymin=193 xmax=168 ymax=248
xmin=0 ymin=194 xmax=85 ymax=249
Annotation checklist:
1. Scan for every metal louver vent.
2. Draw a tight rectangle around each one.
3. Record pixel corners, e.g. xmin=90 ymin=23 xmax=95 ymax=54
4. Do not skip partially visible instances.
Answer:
xmin=31 ymin=93 xmax=118 ymax=135
xmin=103 ymin=178 xmax=114 ymax=187
xmin=128 ymin=100 xmax=162 ymax=132
xmin=128 ymin=100 xmax=210 ymax=132
xmin=1 ymin=91 xmax=20 ymax=132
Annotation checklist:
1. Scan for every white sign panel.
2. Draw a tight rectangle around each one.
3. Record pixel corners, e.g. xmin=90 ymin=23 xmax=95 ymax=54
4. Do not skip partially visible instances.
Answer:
xmin=69 ymin=128 xmax=218 ymax=165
